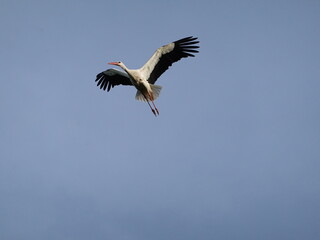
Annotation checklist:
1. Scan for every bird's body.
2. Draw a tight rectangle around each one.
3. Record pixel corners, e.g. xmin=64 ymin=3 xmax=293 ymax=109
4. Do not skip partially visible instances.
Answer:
xmin=95 ymin=36 xmax=199 ymax=116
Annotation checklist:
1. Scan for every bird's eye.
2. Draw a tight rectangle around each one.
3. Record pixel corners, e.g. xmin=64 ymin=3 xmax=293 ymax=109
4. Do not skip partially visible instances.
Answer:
xmin=118 ymin=61 xmax=121 ymax=64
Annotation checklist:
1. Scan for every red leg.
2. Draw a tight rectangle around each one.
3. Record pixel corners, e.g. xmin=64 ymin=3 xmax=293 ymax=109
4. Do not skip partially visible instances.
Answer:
xmin=147 ymin=100 xmax=157 ymax=116
xmin=149 ymin=93 xmax=159 ymax=115
xmin=143 ymin=93 xmax=157 ymax=116
xmin=151 ymin=100 xmax=159 ymax=115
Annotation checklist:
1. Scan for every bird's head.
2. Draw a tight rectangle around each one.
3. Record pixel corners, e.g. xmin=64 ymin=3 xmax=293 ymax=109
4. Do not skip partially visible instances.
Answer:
xmin=108 ymin=61 xmax=127 ymax=70
xmin=108 ymin=61 xmax=122 ymax=66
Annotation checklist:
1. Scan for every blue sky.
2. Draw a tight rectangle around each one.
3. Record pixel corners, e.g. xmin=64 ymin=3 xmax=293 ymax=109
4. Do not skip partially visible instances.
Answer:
xmin=1 ymin=0 xmax=320 ymax=239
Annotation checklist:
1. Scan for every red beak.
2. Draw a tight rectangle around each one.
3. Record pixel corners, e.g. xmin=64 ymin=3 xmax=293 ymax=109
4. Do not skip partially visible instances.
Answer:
xmin=108 ymin=62 xmax=119 ymax=65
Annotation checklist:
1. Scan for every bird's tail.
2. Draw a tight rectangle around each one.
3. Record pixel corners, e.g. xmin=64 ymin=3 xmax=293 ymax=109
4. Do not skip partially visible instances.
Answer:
xmin=135 ymin=84 xmax=162 ymax=102
xmin=150 ymin=84 xmax=162 ymax=100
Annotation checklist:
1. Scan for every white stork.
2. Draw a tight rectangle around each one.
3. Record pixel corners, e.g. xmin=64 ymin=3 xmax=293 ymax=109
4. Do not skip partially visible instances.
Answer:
xmin=95 ymin=36 xmax=199 ymax=116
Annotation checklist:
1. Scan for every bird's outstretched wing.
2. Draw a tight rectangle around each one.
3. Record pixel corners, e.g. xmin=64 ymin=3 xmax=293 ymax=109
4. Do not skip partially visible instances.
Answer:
xmin=140 ymin=36 xmax=199 ymax=84
xmin=95 ymin=68 xmax=132 ymax=91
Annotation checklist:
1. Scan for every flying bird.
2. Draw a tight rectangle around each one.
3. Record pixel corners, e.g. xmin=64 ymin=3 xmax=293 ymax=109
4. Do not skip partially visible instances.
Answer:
xmin=95 ymin=36 xmax=199 ymax=116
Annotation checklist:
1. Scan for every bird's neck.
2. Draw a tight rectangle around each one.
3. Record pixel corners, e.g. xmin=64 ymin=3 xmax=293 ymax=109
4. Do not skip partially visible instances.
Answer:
xmin=119 ymin=63 xmax=129 ymax=72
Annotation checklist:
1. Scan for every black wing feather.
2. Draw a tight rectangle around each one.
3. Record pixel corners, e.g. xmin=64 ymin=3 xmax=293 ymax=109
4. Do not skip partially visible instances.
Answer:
xmin=147 ymin=36 xmax=199 ymax=84
xmin=95 ymin=68 xmax=132 ymax=92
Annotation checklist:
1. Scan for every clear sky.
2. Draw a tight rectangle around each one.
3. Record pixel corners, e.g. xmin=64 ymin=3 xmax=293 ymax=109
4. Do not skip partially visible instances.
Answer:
xmin=1 ymin=0 xmax=320 ymax=239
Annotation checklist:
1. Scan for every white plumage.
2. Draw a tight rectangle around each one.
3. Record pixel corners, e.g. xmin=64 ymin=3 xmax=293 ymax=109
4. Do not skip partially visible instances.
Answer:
xmin=95 ymin=36 xmax=199 ymax=116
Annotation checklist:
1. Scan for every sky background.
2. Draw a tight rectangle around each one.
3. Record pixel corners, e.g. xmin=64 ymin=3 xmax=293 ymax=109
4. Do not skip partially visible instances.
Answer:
xmin=1 ymin=0 xmax=320 ymax=239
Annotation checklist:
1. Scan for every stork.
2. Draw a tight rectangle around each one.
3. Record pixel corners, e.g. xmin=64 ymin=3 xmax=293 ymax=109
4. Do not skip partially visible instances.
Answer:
xmin=95 ymin=36 xmax=199 ymax=116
